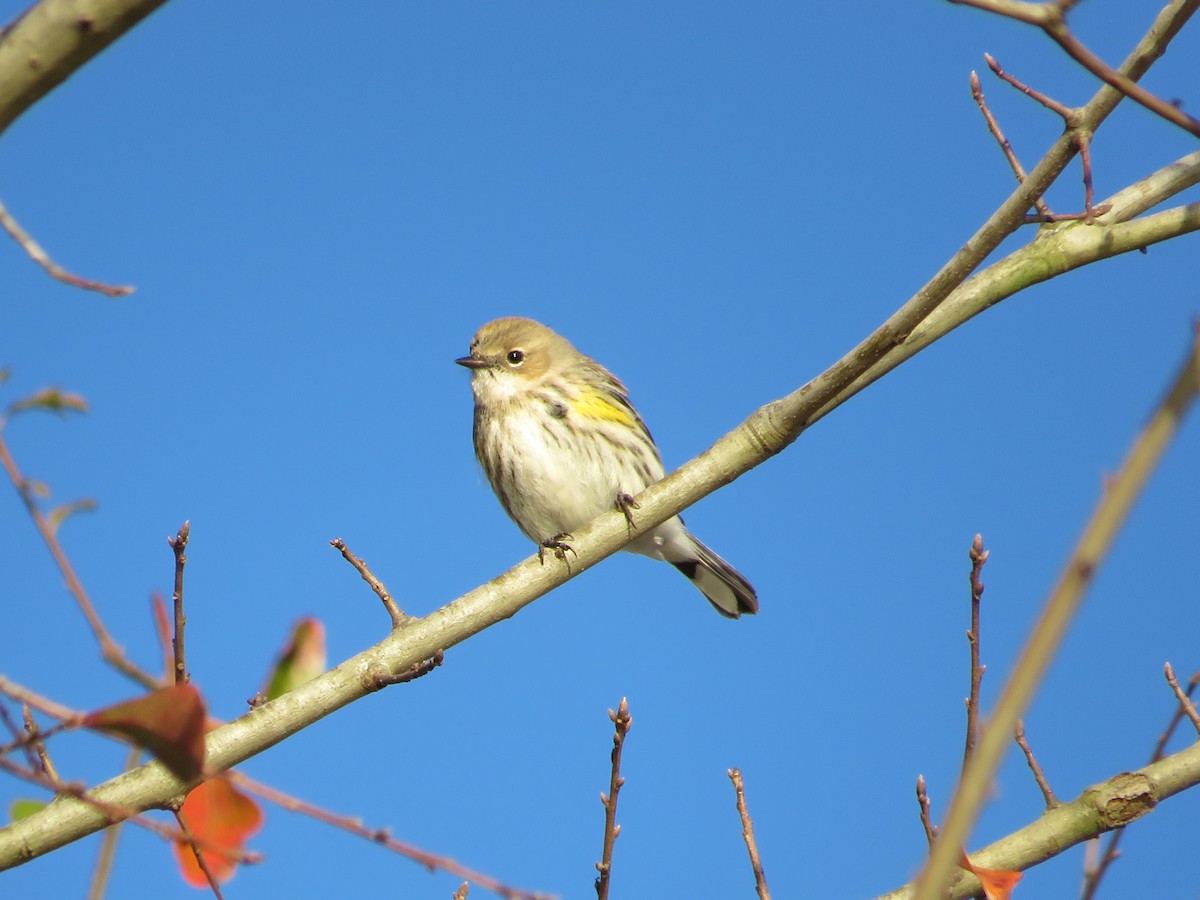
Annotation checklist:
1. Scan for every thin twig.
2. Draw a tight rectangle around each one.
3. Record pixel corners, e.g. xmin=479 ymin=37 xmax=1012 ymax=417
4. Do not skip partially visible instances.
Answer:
xmin=1080 ymin=669 xmax=1200 ymax=900
xmin=174 ymin=807 xmax=226 ymax=899
xmin=0 ymin=197 xmax=134 ymax=297
xmin=1014 ymin=720 xmax=1059 ymax=808
xmin=986 ymin=52 xmax=1075 ymax=120
xmin=21 ymin=705 xmax=58 ymax=782
xmin=169 ymin=521 xmax=191 ymax=686
xmin=954 ymin=0 xmax=1200 ymax=137
xmin=970 ymin=69 xmax=1053 ymax=218
xmin=916 ymin=775 xmax=938 ymax=850
xmin=0 ymin=431 xmax=157 ymax=690
xmin=0 ymin=702 xmax=39 ymax=771
xmin=984 ymin=53 xmax=1109 ymax=220
xmin=729 ymin=768 xmax=771 ymax=900
xmin=229 ymin=772 xmax=548 ymax=900
xmin=1164 ymin=663 xmax=1200 ymax=734
xmin=1075 ymin=131 xmax=1098 ymax=223
xmin=1048 ymin=19 xmax=1200 ymax=138
xmin=330 ymin=538 xmax=410 ymax=628
xmin=963 ymin=534 xmax=988 ymax=770
xmin=595 ymin=698 xmax=632 ymax=900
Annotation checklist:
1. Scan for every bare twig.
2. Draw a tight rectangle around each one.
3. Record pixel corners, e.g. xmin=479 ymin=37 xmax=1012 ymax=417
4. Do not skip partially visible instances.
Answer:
xmin=174 ymin=807 xmax=226 ymax=899
xmin=984 ymin=54 xmax=1110 ymax=221
xmin=985 ymin=52 xmax=1074 ymax=120
xmin=1014 ymin=720 xmax=1058 ymax=808
xmin=330 ymin=538 xmax=409 ymax=628
xmin=1164 ymin=663 xmax=1200 ymax=735
xmin=1080 ymin=669 xmax=1200 ymax=900
xmin=169 ymin=522 xmax=191 ymax=686
xmin=230 ymin=772 xmax=548 ymax=900
xmin=0 ymin=676 xmax=84 ymax=724
xmin=913 ymin=328 xmax=1200 ymax=899
xmin=0 ymin=431 xmax=157 ymax=690
xmin=453 ymin=884 xmax=470 ymax=900
xmin=954 ymin=0 xmax=1200 ymax=137
xmin=595 ymin=698 xmax=632 ymax=900
xmin=729 ymin=768 xmax=771 ymax=900
xmin=963 ymin=534 xmax=988 ymax=769
xmin=21 ymin=706 xmax=58 ymax=782
xmin=0 ymin=702 xmax=39 ymax=771
xmin=1075 ymin=131 xmax=1098 ymax=223
xmin=970 ymin=69 xmax=1053 ymax=218
xmin=916 ymin=775 xmax=939 ymax=850
xmin=0 ymin=197 xmax=134 ymax=297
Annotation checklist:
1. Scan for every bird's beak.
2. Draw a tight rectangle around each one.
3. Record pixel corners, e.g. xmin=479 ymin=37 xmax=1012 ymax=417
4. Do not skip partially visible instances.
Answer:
xmin=455 ymin=355 xmax=486 ymax=369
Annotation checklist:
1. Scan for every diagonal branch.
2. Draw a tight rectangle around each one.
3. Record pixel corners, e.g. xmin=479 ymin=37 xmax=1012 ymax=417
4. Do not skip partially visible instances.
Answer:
xmin=0 ymin=0 xmax=171 ymax=139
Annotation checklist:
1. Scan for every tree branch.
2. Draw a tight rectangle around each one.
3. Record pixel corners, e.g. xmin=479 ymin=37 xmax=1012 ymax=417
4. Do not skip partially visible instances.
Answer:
xmin=877 ymin=738 xmax=1200 ymax=899
xmin=0 ymin=0 xmax=170 ymax=139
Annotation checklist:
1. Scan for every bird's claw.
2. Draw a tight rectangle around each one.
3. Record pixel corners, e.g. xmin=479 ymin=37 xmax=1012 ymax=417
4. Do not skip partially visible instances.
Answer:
xmin=616 ymin=493 xmax=640 ymax=530
xmin=539 ymin=533 xmax=576 ymax=564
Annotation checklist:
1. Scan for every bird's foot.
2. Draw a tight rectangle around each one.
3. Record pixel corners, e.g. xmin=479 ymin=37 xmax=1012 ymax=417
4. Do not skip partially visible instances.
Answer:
xmin=616 ymin=492 xmax=640 ymax=530
xmin=539 ymin=533 xmax=576 ymax=565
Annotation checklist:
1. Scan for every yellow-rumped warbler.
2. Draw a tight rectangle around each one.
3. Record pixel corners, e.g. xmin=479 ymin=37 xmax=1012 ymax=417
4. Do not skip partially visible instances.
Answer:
xmin=456 ymin=317 xmax=758 ymax=618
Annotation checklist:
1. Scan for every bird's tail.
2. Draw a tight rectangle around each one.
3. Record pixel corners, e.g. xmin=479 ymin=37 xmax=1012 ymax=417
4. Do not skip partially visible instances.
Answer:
xmin=670 ymin=537 xmax=759 ymax=619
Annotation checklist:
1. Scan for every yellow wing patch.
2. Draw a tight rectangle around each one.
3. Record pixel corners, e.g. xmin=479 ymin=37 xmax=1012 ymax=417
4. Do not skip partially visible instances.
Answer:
xmin=571 ymin=388 xmax=636 ymax=426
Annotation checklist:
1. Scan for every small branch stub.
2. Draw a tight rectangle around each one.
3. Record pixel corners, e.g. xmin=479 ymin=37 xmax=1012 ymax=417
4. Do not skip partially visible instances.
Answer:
xmin=916 ymin=774 xmax=938 ymax=850
xmin=1015 ymin=720 xmax=1059 ymax=808
xmin=330 ymin=538 xmax=410 ymax=629
xmin=168 ymin=521 xmax=190 ymax=686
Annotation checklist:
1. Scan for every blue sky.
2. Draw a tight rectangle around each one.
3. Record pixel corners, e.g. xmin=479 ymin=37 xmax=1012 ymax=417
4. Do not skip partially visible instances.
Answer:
xmin=2 ymin=2 xmax=1198 ymax=898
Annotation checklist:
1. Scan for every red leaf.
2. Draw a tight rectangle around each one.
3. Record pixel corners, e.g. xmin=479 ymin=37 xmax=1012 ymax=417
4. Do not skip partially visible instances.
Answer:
xmin=959 ymin=848 xmax=1023 ymax=900
xmin=83 ymin=684 xmax=207 ymax=781
xmin=173 ymin=779 xmax=264 ymax=886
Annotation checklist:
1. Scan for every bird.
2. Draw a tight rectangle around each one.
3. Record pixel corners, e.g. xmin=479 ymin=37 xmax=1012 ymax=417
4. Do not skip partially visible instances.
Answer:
xmin=456 ymin=316 xmax=758 ymax=618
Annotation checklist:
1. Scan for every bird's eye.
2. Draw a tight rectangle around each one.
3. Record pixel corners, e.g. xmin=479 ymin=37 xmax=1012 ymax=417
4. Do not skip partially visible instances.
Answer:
xmin=506 ymin=349 xmax=526 ymax=367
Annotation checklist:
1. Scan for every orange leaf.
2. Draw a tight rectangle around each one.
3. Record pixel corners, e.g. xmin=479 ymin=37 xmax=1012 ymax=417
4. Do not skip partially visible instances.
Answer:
xmin=262 ymin=617 xmax=327 ymax=701
xmin=173 ymin=779 xmax=264 ymax=886
xmin=83 ymin=684 xmax=207 ymax=781
xmin=959 ymin=849 xmax=1022 ymax=900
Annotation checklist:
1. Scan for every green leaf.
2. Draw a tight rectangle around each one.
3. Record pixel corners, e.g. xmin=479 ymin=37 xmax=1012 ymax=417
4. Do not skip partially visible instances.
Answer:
xmin=262 ymin=618 xmax=327 ymax=701
xmin=7 ymin=387 xmax=89 ymax=418
xmin=9 ymin=799 xmax=47 ymax=821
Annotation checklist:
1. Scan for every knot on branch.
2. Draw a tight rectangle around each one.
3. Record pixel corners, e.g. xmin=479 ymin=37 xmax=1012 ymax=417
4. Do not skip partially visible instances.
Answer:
xmin=1088 ymin=772 xmax=1156 ymax=829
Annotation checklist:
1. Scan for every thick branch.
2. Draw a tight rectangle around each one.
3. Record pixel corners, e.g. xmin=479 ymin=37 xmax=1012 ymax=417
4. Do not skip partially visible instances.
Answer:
xmin=0 ymin=0 xmax=170 ymax=139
